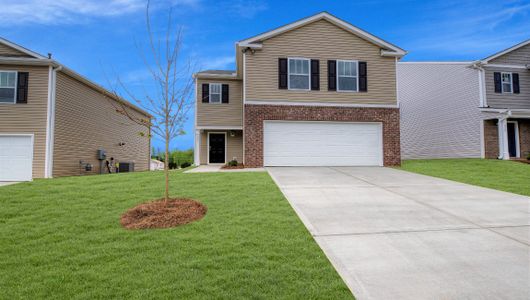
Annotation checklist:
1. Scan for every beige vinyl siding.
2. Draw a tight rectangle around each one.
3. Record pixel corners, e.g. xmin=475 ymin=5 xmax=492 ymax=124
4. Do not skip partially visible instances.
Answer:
xmin=489 ymin=44 xmax=530 ymax=65
xmin=199 ymin=130 xmax=243 ymax=164
xmin=485 ymin=67 xmax=530 ymax=109
xmin=53 ymin=72 xmax=150 ymax=177
xmin=245 ymin=19 xmax=397 ymax=105
xmin=196 ymin=79 xmax=243 ymax=127
xmin=0 ymin=65 xmax=49 ymax=178
xmin=0 ymin=44 xmax=32 ymax=57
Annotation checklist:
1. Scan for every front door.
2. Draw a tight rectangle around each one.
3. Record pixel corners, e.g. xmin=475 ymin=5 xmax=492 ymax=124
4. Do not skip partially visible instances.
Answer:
xmin=209 ymin=133 xmax=225 ymax=164
xmin=507 ymin=122 xmax=518 ymax=158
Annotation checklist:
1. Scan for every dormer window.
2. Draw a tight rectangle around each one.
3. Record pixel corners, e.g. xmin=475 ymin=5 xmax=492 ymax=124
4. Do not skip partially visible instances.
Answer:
xmin=288 ymin=58 xmax=310 ymax=90
xmin=0 ymin=71 xmax=17 ymax=103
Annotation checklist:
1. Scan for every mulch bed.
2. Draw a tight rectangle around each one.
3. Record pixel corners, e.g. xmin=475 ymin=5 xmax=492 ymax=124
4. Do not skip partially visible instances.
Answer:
xmin=120 ymin=198 xmax=207 ymax=229
xmin=221 ymin=163 xmax=245 ymax=169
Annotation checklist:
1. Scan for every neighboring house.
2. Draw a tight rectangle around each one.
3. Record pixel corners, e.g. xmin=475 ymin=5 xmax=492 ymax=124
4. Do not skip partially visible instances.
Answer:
xmin=0 ymin=38 xmax=151 ymax=181
xmin=399 ymin=40 xmax=529 ymax=160
xmin=193 ymin=12 xmax=406 ymax=167
xmin=150 ymin=159 xmax=164 ymax=171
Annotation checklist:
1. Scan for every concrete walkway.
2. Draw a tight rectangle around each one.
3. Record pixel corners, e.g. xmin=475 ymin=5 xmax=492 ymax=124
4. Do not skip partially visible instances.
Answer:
xmin=184 ymin=165 xmax=265 ymax=173
xmin=267 ymin=167 xmax=530 ymax=300
xmin=0 ymin=182 xmax=19 ymax=187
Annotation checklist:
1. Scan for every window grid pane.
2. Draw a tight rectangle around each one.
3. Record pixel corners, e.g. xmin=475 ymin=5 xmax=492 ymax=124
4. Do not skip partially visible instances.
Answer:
xmin=337 ymin=61 xmax=358 ymax=91
xmin=0 ymin=88 xmax=15 ymax=103
xmin=0 ymin=72 xmax=16 ymax=88
xmin=210 ymin=84 xmax=221 ymax=103
xmin=288 ymin=58 xmax=310 ymax=89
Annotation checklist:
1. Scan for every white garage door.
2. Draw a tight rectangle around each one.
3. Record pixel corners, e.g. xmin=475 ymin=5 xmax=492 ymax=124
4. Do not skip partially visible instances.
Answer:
xmin=0 ymin=135 xmax=33 ymax=181
xmin=264 ymin=121 xmax=383 ymax=166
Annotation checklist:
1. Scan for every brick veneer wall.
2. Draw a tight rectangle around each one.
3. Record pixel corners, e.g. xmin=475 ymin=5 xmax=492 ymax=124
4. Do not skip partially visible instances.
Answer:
xmin=518 ymin=119 xmax=530 ymax=159
xmin=244 ymin=104 xmax=400 ymax=167
xmin=484 ymin=119 xmax=499 ymax=159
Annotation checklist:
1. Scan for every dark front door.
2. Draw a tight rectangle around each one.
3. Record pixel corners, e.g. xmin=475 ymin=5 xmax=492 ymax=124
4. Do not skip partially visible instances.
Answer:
xmin=209 ymin=133 xmax=225 ymax=164
xmin=507 ymin=122 xmax=517 ymax=157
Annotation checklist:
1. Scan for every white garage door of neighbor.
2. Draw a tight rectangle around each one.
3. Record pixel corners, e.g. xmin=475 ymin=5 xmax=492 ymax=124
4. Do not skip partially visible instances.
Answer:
xmin=263 ymin=121 xmax=383 ymax=166
xmin=0 ymin=135 xmax=33 ymax=181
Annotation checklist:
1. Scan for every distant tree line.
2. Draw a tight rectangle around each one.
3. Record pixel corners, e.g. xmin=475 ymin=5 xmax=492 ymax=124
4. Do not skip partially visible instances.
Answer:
xmin=152 ymin=147 xmax=193 ymax=169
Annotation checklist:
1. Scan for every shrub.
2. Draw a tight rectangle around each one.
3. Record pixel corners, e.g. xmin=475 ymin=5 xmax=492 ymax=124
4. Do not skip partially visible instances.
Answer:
xmin=227 ymin=160 xmax=238 ymax=167
xmin=181 ymin=162 xmax=191 ymax=168
xmin=527 ymin=152 xmax=530 ymax=160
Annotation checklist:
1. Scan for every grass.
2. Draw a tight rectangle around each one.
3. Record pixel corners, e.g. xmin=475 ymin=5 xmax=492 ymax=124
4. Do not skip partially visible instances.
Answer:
xmin=400 ymin=159 xmax=530 ymax=197
xmin=0 ymin=170 xmax=352 ymax=299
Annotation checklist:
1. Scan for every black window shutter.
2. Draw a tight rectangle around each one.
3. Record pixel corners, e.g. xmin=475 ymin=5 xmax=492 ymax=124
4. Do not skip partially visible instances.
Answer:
xmin=16 ymin=72 xmax=29 ymax=104
xmin=278 ymin=58 xmax=288 ymax=89
xmin=310 ymin=59 xmax=320 ymax=90
xmin=513 ymin=73 xmax=520 ymax=94
xmin=358 ymin=62 xmax=367 ymax=92
xmin=328 ymin=60 xmax=336 ymax=91
xmin=202 ymin=83 xmax=209 ymax=103
xmin=493 ymin=72 xmax=501 ymax=93
xmin=222 ymin=84 xmax=229 ymax=103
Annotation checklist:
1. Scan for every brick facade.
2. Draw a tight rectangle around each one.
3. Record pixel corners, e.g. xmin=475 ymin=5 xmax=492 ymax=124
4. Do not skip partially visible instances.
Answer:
xmin=483 ymin=118 xmax=530 ymax=159
xmin=518 ymin=119 xmax=530 ymax=159
xmin=244 ymin=104 xmax=401 ymax=167
xmin=483 ymin=119 xmax=499 ymax=159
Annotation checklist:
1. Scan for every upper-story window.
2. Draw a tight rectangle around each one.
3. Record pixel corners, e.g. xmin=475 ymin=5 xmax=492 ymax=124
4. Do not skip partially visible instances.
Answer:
xmin=209 ymin=83 xmax=222 ymax=103
xmin=337 ymin=60 xmax=358 ymax=92
xmin=0 ymin=71 xmax=17 ymax=103
xmin=288 ymin=58 xmax=310 ymax=90
xmin=501 ymin=72 xmax=512 ymax=93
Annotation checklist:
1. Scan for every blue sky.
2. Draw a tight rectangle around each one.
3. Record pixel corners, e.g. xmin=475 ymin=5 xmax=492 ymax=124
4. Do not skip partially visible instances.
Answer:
xmin=1 ymin=0 xmax=529 ymax=151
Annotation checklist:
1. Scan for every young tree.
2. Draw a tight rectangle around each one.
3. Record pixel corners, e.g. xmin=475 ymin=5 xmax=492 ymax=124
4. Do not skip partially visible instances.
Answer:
xmin=107 ymin=1 xmax=194 ymax=202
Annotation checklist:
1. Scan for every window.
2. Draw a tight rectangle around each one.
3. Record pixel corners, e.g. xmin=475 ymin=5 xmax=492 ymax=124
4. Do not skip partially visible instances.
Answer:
xmin=501 ymin=72 xmax=512 ymax=93
xmin=288 ymin=58 xmax=310 ymax=90
xmin=209 ymin=83 xmax=221 ymax=103
xmin=0 ymin=71 xmax=17 ymax=103
xmin=337 ymin=60 xmax=358 ymax=92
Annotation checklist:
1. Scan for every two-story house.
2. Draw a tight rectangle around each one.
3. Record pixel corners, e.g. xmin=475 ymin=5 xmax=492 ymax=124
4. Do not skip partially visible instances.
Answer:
xmin=0 ymin=38 xmax=151 ymax=181
xmin=193 ymin=12 xmax=406 ymax=167
xmin=399 ymin=40 xmax=529 ymax=160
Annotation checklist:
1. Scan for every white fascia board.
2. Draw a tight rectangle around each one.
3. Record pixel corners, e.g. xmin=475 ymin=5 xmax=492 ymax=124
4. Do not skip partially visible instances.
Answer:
xmin=0 ymin=57 xmax=56 ymax=66
xmin=196 ymin=126 xmax=243 ymax=130
xmin=481 ymin=39 xmax=530 ymax=63
xmin=245 ymin=100 xmax=398 ymax=108
xmin=238 ymin=12 xmax=406 ymax=57
xmin=0 ymin=38 xmax=48 ymax=59
xmin=398 ymin=61 xmax=474 ymax=65
xmin=193 ymin=73 xmax=239 ymax=79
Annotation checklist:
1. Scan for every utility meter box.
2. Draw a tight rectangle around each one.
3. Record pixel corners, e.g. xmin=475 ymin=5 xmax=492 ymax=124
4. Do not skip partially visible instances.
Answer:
xmin=97 ymin=149 xmax=106 ymax=160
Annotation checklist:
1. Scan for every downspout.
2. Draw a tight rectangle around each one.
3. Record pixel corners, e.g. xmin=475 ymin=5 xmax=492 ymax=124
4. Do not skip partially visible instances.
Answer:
xmin=471 ymin=61 xmax=487 ymax=107
xmin=44 ymin=64 xmax=62 ymax=178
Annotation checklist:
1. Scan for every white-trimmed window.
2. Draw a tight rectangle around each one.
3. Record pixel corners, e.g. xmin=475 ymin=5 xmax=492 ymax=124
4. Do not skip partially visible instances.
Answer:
xmin=337 ymin=60 xmax=358 ymax=92
xmin=209 ymin=83 xmax=221 ymax=103
xmin=501 ymin=72 xmax=512 ymax=93
xmin=288 ymin=58 xmax=310 ymax=90
xmin=0 ymin=71 xmax=17 ymax=103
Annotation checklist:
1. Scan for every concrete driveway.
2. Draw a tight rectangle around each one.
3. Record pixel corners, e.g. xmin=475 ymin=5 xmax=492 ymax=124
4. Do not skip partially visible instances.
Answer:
xmin=267 ymin=167 xmax=530 ymax=300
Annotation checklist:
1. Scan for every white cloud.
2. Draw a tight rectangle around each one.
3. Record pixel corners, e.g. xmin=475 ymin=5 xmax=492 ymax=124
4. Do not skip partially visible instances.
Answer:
xmin=227 ymin=0 xmax=268 ymax=18
xmin=201 ymin=56 xmax=235 ymax=70
xmin=0 ymin=0 xmax=200 ymax=26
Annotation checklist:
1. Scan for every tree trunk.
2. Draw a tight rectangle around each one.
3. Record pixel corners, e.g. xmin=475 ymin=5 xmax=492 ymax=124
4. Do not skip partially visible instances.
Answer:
xmin=164 ymin=130 xmax=169 ymax=202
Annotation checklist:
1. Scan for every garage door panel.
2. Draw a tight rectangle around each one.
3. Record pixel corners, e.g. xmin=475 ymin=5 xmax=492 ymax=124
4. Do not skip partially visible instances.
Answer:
xmin=0 ymin=135 xmax=33 ymax=181
xmin=264 ymin=121 xmax=383 ymax=167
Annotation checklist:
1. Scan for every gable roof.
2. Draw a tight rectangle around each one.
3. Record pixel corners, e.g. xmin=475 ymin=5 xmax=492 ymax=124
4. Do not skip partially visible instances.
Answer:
xmin=481 ymin=39 xmax=530 ymax=63
xmin=237 ymin=12 xmax=406 ymax=57
xmin=0 ymin=37 xmax=151 ymax=117
xmin=0 ymin=37 xmax=48 ymax=59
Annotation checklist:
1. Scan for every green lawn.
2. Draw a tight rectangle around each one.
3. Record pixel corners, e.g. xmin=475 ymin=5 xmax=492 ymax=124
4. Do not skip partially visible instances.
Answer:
xmin=0 ymin=170 xmax=352 ymax=299
xmin=400 ymin=159 xmax=530 ymax=196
